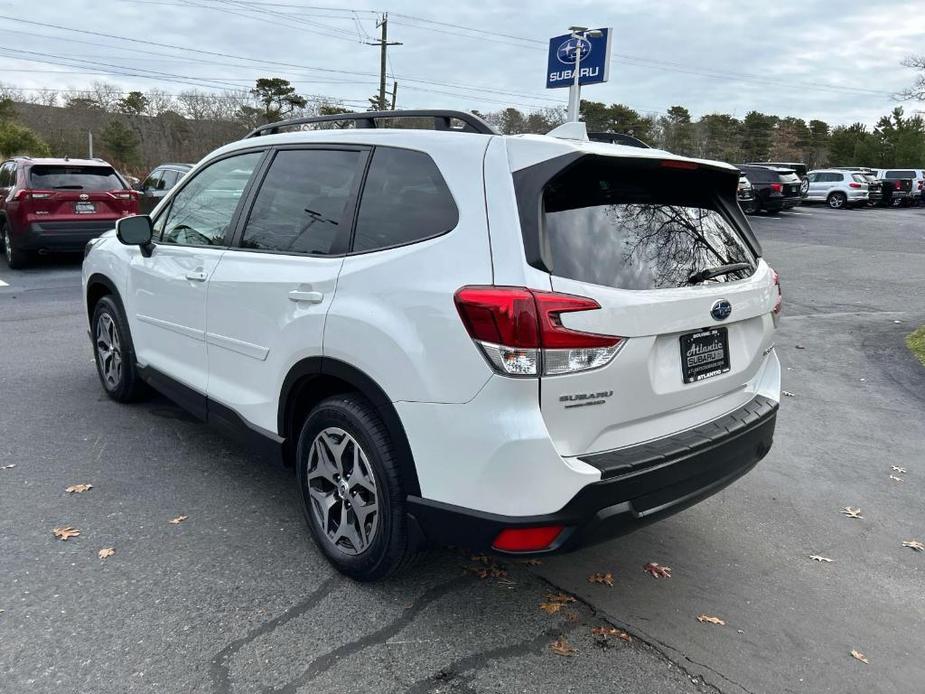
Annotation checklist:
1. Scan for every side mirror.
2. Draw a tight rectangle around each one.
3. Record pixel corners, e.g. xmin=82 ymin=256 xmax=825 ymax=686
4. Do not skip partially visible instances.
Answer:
xmin=116 ymin=215 xmax=154 ymax=256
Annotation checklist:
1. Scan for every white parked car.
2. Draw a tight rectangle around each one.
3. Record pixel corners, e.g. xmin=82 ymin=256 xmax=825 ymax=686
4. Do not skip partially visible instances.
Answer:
xmin=82 ymin=110 xmax=782 ymax=581
xmin=805 ymin=169 xmax=870 ymax=209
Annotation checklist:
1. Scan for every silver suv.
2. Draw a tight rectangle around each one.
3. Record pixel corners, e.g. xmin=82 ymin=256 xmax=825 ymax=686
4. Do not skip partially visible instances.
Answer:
xmin=805 ymin=169 xmax=869 ymax=209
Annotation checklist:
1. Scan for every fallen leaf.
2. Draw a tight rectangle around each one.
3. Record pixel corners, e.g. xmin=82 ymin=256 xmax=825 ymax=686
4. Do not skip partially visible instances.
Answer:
xmin=809 ymin=555 xmax=833 ymax=563
xmin=587 ymin=572 xmax=614 ymax=586
xmin=851 ymin=649 xmax=869 ymax=664
xmin=902 ymin=539 xmax=924 ymax=552
xmin=697 ymin=614 xmax=726 ymax=625
xmin=520 ymin=558 xmax=543 ymax=566
xmin=782 ymin=390 xmax=795 ymax=397
xmin=841 ymin=506 xmax=863 ymax=519
xmin=98 ymin=547 xmax=115 ymax=559
xmin=891 ymin=466 xmax=907 ymax=474
xmin=889 ymin=475 xmax=903 ymax=482
xmin=52 ymin=526 xmax=80 ymax=541
xmin=464 ymin=564 xmax=508 ymax=579
xmin=65 ymin=483 xmax=93 ymax=494
xmin=2 ymin=464 xmax=15 ymax=469
xmin=549 ymin=637 xmax=576 ymax=657
xmin=168 ymin=515 xmax=188 ymax=524
xmin=563 ymin=610 xmax=581 ymax=623
xmin=591 ymin=626 xmax=631 ymax=642
xmin=539 ymin=592 xmax=575 ymax=614
xmin=643 ymin=562 xmax=672 ymax=579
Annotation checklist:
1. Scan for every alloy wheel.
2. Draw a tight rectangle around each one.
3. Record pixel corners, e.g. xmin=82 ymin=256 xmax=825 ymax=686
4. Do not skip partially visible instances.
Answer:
xmin=95 ymin=313 xmax=123 ymax=388
xmin=306 ymin=427 xmax=379 ymax=556
xmin=829 ymin=194 xmax=845 ymax=209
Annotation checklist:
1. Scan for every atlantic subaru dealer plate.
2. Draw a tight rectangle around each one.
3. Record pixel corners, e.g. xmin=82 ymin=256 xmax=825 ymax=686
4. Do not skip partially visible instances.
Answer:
xmin=680 ymin=327 xmax=730 ymax=383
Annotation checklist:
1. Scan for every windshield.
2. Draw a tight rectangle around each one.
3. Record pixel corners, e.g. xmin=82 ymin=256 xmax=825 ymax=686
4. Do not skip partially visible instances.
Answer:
xmin=541 ymin=160 xmax=756 ymax=291
xmin=29 ymin=165 xmax=123 ymax=191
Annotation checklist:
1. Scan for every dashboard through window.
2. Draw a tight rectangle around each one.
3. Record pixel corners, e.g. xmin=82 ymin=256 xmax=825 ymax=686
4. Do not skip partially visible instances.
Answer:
xmin=159 ymin=152 xmax=262 ymax=247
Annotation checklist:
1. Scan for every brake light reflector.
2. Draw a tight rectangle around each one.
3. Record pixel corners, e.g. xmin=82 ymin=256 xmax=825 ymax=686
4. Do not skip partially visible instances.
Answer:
xmin=492 ymin=525 xmax=564 ymax=552
xmin=14 ymin=189 xmax=53 ymax=200
xmin=659 ymin=159 xmax=698 ymax=170
xmin=454 ymin=286 xmax=624 ymax=376
xmin=108 ymin=190 xmax=138 ymax=200
xmin=769 ymin=183 xmax=783 ymax=193
xmin=849 ymin=182 xmax=863 ymax=189
xmin=894 ymin=181 xmax=902 ymax=190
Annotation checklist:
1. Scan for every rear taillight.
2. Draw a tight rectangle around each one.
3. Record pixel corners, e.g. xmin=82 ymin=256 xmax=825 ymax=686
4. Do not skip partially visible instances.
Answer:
xmin=769 ymin=182 xmax=783 ymax=193
xmin=107 ymin=190 xmax=138 ymax=200
xmin=895 ymin=181 xmax=902 ymax=190
xmin=492 ymin=525 xmax=564 ymax=552
xmin=660 ymin=159 xmax=698 ymax=170
xmin=848 ymin=182 xmax=863 ymax=189
xmin=771 ymin=269 xmax=782 ymax=326
xmin=454 ymin=286 xmax=624 ymax=377
xmin=14 ymin=189 xmax=53 ymax=200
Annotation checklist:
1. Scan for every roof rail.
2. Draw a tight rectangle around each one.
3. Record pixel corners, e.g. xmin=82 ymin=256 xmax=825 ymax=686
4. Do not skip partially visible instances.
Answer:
xmin=246 ymin=109 xmax=498 ymax=138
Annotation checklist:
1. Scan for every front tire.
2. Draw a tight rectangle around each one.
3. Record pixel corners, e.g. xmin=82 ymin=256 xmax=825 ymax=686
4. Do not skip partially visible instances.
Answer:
xmin=827 ymin=191 xmax=847 ymax=209
xmin=92 ymin=295 xmax=147 ymax=402
xmin=1 ymin=224 xmax=29 ymax=269
xmin=296 ymin=394 xmax=417 ymax=581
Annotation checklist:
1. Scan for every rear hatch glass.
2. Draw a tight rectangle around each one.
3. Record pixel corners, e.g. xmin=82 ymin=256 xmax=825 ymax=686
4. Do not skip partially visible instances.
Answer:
xmin=29 ymin=165 xmax=123 ymax=191
xmin=542 ymin=158 xmax=756 ymax=291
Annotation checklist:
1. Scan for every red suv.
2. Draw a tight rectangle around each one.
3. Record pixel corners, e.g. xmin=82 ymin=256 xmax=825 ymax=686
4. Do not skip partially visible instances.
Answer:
xmin=0 ymin=157 xmax=139 ymax=268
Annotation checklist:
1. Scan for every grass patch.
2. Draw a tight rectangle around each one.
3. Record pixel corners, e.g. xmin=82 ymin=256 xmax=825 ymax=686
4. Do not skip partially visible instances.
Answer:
xmin=906 ymin=326 xmax=925 ymax=367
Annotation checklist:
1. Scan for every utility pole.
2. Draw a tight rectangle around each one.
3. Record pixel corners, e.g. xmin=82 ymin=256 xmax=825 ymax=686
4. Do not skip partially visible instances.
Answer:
xmin=390 ymin=80 xmax=398 ymax=110
xmin=366 ymin=13 xmax=402 ymax=110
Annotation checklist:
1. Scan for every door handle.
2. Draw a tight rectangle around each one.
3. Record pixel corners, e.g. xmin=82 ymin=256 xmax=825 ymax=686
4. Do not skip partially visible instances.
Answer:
xmin=288 ymin=290 xmax=324 ymax=304
xmin=185 ymin=271 xmax=208 ymax=282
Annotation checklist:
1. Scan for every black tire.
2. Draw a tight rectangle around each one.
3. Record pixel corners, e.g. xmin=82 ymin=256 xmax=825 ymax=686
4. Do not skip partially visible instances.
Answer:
xmin=766 ymin=208 xmax=780 ymax=215
xmin=296 ymin=394 xmax=417 ymax=581
xmin=827 ymin=191 xmax=847 ymax=209
xmin=742 ymin=199 xmax=758 ymax=215
xmin=91 ymin=295 xmax=148 ymax=403
xmin=1 ymin=223 xmax=29 ymax=269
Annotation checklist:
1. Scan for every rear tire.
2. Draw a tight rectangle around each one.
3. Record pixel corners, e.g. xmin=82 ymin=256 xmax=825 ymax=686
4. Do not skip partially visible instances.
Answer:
xmin=1 ymin=224 xmax=29 ymax=269
xmin=92 ymin=295 xmax=148 ymax=402
xmin=296 ymin=394 xmax=417 ymax=581
xmin=827 ymin=191 xmax=847 ymax=209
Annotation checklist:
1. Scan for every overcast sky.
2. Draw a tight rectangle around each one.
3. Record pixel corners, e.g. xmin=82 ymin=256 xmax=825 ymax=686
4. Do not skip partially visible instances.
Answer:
xmin=2 ymin=0 xmax=924 ymax=126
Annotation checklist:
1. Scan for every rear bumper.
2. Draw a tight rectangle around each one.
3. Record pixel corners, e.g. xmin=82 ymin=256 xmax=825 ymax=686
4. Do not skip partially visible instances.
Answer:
xmin=407 ymin=395 xmax=778 ymax=554
xmin=16 ymin=220 xmax=118 ymax=252
xmin=765 ymin=196 xmax=801 ymax=211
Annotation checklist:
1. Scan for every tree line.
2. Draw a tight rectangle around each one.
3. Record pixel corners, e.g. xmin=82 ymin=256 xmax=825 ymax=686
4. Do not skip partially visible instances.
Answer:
xmin=1 ymin=75 xmax=924 ymax=174
xmin=480 ymin=102 xmax=925 ymax=169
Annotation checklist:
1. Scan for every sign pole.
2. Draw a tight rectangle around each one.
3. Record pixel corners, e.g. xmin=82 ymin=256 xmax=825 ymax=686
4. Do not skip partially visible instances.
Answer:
xmin=567 ymin=41 xmax=582 ymax=122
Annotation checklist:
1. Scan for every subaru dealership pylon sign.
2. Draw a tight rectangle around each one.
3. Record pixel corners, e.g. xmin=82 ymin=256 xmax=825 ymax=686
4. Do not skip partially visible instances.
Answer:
xmin=545 ymin=28 xmax=612 ymax=89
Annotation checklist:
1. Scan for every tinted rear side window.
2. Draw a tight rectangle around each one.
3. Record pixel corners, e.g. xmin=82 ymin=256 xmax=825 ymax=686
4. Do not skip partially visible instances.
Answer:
xmin=741 ymin=167 xmax=773 ymax=183
xmin=352 ymin=147 xmax=458 ymax=253
xmin=29 ymin=165 xmax=123 ymax=191
xmin=885 ymin=170 xmax=915 ymax=178
xmin=541 ymin=159 xmax=756 ymax=290
xmin=241 ymin=148 xmax=361 ymax=255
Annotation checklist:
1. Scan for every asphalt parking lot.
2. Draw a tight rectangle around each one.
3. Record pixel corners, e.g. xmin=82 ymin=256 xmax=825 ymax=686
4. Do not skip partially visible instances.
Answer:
xmin=1 ymin=204 xmax=923 ymax=694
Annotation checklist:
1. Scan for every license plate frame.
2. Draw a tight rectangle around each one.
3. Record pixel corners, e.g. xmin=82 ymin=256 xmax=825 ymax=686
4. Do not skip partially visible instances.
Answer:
xmin=680 ymin=327 xmax=730 ymax=384
xmin=74 ymin=201 xmax=96 ymax=214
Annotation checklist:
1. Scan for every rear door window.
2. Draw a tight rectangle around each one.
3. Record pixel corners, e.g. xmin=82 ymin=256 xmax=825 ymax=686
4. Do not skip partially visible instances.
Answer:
xmin=352 ymin=147 xmax=458 ymax=253
xmin=160 ymin=170 xmax=180 ymax=190
xmin=885 ymin=170 xmax=915 ymax=178
xmin=29 ymin=165 xmax=123 ymax=191
xmin=851 ymin=174 xmax=868 ymax=183
xmin=240 ymin=148 xmax=362 ymax=255
xmin=541 ymin=158 xmax=756 ymax=291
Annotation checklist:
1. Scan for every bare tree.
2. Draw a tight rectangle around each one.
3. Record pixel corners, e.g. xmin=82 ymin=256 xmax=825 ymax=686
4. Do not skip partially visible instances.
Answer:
xmin=899 ymin=56 xmax=925 ymax=101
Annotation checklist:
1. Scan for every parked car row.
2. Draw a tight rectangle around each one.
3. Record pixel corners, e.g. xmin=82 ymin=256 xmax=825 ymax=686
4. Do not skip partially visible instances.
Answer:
xmin=736 ymin=162 xmax=925 ymax=213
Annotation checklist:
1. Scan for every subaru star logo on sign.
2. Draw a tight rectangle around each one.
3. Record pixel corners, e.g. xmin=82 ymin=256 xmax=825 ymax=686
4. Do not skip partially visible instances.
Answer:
xmin=546 ymin=27 xmax=612 ymax=89
xmin=711 ymin=299 xmax=733 ymax=321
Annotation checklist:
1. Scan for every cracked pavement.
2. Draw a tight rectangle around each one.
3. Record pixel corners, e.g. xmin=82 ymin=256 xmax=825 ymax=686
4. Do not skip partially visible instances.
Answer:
xmin=1 ymin=204 xmax=923 ymax=693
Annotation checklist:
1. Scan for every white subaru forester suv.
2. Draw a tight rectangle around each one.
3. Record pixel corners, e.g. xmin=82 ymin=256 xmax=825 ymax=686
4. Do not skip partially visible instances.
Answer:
xmin=82 ymin=110 xmax=782 ymax=581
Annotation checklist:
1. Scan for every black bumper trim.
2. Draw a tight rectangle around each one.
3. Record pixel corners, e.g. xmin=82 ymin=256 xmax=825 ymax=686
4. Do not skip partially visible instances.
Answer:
xmin=406 ymin=395 xmax=778 ymax=554
xmin=579 ymin=395 xmax=778 ymax=479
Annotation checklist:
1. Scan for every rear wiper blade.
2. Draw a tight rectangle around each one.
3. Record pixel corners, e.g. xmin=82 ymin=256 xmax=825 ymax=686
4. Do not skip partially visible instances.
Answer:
xmin=687 ymin=262 xmax=752 ymax=285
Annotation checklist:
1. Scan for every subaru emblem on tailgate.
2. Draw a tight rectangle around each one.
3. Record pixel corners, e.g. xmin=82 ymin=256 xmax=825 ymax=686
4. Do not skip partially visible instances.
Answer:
xmin=711 ymin=299 xmax=732 ymax=321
